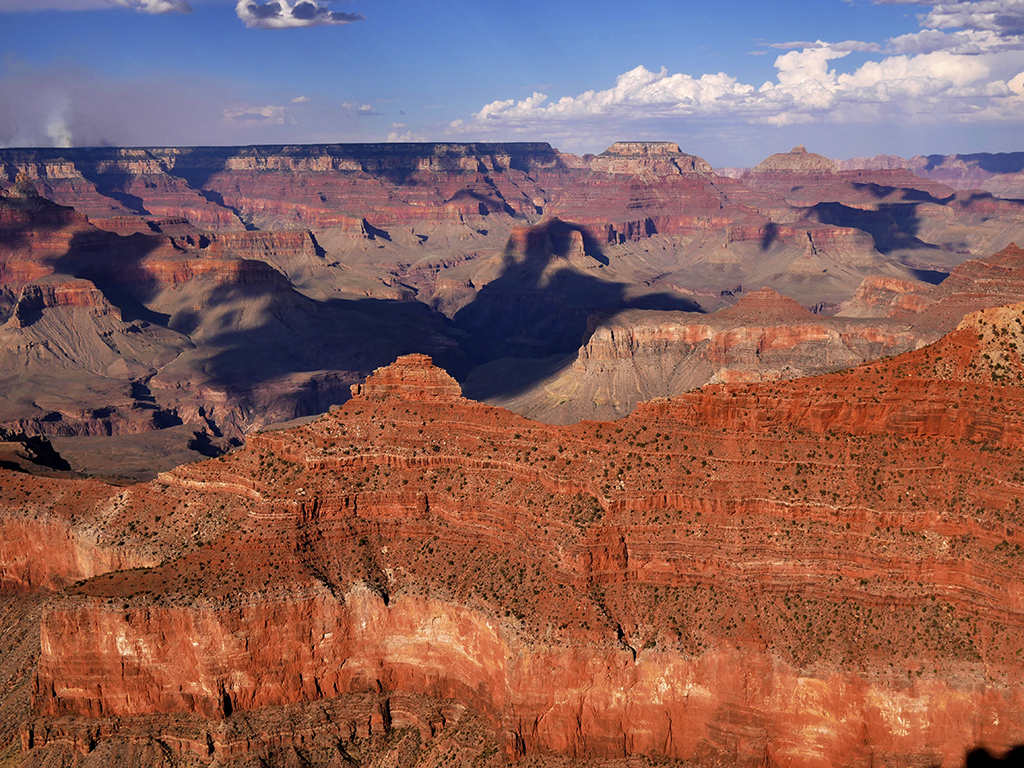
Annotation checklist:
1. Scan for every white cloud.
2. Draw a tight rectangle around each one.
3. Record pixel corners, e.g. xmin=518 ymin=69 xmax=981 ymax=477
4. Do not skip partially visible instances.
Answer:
xmin=921 ymin=1 xmax=1024 ymax=34
xmin=387 ymin=128 xmax=426 ymax=142
xmin=340 ymin=101 xmax=380 ymax=116
xmin=112 ymin=0 xmax=191 ymax=12
xmin=770 ymin=39 xmax=883 ymax=52
xmin=291 ymin=95 xmax=311 ymax=103
xmin=236 ymin=0 xmax=364 ymax=29
xmin=873 ymin=0 xmax=1024 ymax=51
xmin=452 ymin=43 xmax=1023 ymax=138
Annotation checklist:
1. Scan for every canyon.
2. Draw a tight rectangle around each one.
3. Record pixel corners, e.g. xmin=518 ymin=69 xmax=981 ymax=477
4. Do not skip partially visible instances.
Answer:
xmin=832 ymin=152 xmax=1024 ymax=201
xmin=3 ymin=324 xmax=1024 ymax=766
xmin=3 ymin=141 xmax=1024 ymax=463
xmin=2 ymin=141 xmax=1024 ymax=767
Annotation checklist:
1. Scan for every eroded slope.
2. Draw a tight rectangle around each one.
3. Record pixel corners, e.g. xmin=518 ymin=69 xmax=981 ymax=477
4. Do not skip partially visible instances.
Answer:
xmin=1 ymin=317 xmax=1023 ymax=766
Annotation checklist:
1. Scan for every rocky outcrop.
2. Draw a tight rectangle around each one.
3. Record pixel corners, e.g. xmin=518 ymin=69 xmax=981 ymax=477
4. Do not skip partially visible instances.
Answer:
xmin=751 ymin=145 xmax=838 ymax=174
xmin=0 ymin=428 xmax=69 ymax=473
xmin=743 ymin=147 xmax=957 ymax=206
xmin=0 ymin=195 xmax=93 ymax=285
xmin=7 ymin=277 xmax=116 ymax=328
xmin=5 ymin=338 xmax=1024 ymax=766
xmin=841 ymin=242 xmax=1024 ymax=333
xmin=839 ymin=275 xmax=934 ymax=318
xmin=835 ymin=152 xmax=1024 ymax=199
xmin=590 ymin=141 xmax=714 ymax=175
xmin=350 ymin=353 xmax=464 ymax=402
xmin=473 ymin=288 xmax=925 ymax=422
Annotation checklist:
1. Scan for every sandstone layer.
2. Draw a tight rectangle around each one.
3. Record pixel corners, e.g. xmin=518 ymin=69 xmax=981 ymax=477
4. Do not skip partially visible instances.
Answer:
xmin=471 ymin=242 xmax=1024 ymax=423
xmin=835 ymin=152 xmax=1024 ymax=200
xmin=2 ymin=326 xmax=1024 ymax=765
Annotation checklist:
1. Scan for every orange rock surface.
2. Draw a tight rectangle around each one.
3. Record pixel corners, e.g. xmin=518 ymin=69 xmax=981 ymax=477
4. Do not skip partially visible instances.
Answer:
xmin=3 ymin=315 xmax=1024 ymax=765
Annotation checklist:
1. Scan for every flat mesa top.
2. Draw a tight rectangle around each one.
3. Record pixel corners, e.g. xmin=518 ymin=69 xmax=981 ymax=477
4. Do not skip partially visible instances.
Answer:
xmin=600 ymin=141 xmax=687 ymax=156
xmin=749 ymin=145 xmax=838 ymax=174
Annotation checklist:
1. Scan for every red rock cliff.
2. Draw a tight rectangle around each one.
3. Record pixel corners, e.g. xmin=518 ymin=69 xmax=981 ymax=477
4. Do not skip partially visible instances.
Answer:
xmin=6 ymin=330 xmax=1024 ymax=767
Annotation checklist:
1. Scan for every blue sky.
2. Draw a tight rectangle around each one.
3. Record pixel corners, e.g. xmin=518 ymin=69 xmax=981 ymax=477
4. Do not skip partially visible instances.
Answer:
xmin=1 ymin=0 xmax=1023 ymax=165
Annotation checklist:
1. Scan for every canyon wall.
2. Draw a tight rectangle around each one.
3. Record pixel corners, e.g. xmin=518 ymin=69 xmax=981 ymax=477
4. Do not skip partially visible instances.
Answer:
xmin=4 ymin=326 xmax=1024 ymax=766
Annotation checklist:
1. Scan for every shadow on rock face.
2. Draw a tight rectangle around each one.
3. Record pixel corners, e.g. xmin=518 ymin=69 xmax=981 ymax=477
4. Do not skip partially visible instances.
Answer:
xmin=948 ymin=746 xmax=1024 ymax=768
xmin=453 ymin=217 xmax=702 ymax=366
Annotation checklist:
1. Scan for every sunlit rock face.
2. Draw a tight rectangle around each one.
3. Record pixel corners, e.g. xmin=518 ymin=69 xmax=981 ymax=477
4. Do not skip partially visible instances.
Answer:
xmin=5 ymin=337 xmax=1024 ymax=766
xmin=2 ymin=144 xmax=1024 ymax=767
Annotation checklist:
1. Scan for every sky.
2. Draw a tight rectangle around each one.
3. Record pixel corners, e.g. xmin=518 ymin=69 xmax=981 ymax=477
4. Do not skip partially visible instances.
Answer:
xmin=0 ymin=0 xmax=1023 ymax=166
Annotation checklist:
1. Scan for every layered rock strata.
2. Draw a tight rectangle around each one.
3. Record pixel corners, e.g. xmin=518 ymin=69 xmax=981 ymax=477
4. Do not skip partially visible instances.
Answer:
xmin=0 ymin=191 xmax=465 ymax=442
xmin=835 ymin=152 xmax=1024 ymax=200
xmin=3 ymin=329 xmax=1024 ymax=766
xmin=4 ymin=142 xmax=1024 ymax=455
xmin=470 ymin=287 xmax=925 ymax=423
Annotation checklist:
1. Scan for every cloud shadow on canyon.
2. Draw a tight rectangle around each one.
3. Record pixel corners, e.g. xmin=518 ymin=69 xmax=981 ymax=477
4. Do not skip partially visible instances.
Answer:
xmin=43 ymin=226 xmax=471 ymax=423
xmin=453 ymin=218 xmax=701 ymax=362
xmin=452 ymin=217 xmax=704 ymax=403
xmin=49 ymin=230 xmax=172 ymax=326
xmin=803 ymin=200 xmax=936 ymax=255
xmin=34 ymin=211 xmax=707 ymax=423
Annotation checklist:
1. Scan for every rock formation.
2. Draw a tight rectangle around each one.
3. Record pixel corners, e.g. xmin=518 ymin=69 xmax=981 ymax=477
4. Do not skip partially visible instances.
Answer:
xmin=589 ymin=141 xmax=714 ymax=175
xmin=743 ymin=145 xmax=959 ymax=209
xmin=468 ymin=241 xmax=1024 ymax=423
xmin=835 ymin=152 xmax=1024 ymax=200
xmin=751 ymin=144 xmax=839 ymax=174
xmin=2 ymin=142 xmax=1024 ymax=469
xmin=468 ymin=287 xmax=925 ymax=422
xmin=840 ymin=243 xmax=1024 ymax=332
xmin=2 ymin=330 xmax=1024 ymax=766
xmin=0 ymin=188 xmax=467 ymax=464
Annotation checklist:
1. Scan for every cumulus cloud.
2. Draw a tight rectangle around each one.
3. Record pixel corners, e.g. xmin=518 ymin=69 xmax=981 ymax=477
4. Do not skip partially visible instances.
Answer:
xmin=341 ymin=101 xmax=380 ymax=116
xmin=920 ymin=1 xmax=1024 ymax=35
xmin=452 ymin=41 xmax=1024 ymax=140
xmin=387 ymin=123 xmax=427 ymax=142
xmin=236 ymin=0 xmax=364 ymax=28
xmin=453 ymin=0 xmax=1024 ymax=144
xmin=886 ymin=27 xmax=1024 ymax=52
xmin=111 ymin=0 xmax=192 ymax=12
xmin=872 ymin=0 xmax=1024 ymax=51
xmin=291 ymin=95 xmax=311 ymax=103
